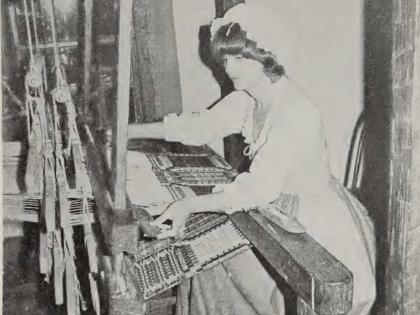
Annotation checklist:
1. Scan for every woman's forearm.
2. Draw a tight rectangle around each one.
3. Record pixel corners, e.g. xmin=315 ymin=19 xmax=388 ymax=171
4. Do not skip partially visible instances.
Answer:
xmin=177 ymin=190 xmax=253 ymax=214
xmin=128 ymin=122 xmax=165 ymax=140
xmin=182 ymin=192 xmax=227 ymax=213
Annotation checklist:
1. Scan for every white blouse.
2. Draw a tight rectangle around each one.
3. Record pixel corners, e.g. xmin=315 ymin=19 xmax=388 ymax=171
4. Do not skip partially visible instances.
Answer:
xmin=163 ymin=89 xmax=332 ymax=211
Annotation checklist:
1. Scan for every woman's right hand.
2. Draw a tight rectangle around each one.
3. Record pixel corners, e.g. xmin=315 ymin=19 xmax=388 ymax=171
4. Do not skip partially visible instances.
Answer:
xmin=150 ymin=200 xmax=191 ymax=239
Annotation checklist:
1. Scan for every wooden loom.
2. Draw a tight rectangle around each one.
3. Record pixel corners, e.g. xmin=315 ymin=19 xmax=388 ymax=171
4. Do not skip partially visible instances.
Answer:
xmin=3 ymin=0 xmax=355 ymax=314
xmin=3 ymin=0 xmax=103 ymax=314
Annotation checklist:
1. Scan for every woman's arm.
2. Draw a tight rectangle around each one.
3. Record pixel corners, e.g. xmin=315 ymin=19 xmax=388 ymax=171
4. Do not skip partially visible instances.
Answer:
xmin=128 ymin=121 xmax=165 ymax=140
xmin=128 ymin=91 xmax=254 ymax=145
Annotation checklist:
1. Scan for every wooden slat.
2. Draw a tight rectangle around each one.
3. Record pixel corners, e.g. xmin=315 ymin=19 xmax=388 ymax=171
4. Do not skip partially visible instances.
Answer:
xmin=230 ymin=210 xmax=353 ymax=314
xmin=18 ymin=35 xmax=116 ymax=50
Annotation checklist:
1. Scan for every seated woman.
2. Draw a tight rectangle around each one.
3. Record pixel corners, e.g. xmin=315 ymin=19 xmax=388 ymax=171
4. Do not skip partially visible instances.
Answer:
xmin=129 ymin=3 xmax=376 ymax=314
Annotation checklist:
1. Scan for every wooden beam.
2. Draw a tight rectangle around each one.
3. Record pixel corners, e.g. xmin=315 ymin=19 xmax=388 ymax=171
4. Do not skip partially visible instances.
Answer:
xmin=230 ymin=210 xmax=353 ymax=314
xmin=82 ymin=0 xmax=94 ymax=114
xmin=385 ymin=0 xmax=420 ymax=313
xmin=131 ymin=0 xmax=182 ymax=123
xmin=112 ymin=0 xmax=133 ymax=209
xmin=18 ymin=35 xmax=116 ymax=50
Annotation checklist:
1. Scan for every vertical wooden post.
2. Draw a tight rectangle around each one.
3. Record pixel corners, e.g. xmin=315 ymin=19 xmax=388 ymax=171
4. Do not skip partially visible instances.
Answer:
xmin=111 ymin=0 xmax=133 ymax=279
xmin=131 ymin=0 xmax=182 ymax=122
xmin=386 ymin=0 xmax=420 ymax=313
xmin=112 ymin=0 xmax=132 ymax=209
xmin=83 ymin=0 xmax=93 ymax=114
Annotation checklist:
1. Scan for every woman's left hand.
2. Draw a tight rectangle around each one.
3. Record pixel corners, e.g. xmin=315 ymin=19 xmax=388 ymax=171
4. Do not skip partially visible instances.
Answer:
xmin=150 ymin=200 xmax=190 ymax=239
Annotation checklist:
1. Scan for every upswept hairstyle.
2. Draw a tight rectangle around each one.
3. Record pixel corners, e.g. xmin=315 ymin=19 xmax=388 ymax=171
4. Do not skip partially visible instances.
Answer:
xmin=211 ymin=22 xmax=285 ymax=83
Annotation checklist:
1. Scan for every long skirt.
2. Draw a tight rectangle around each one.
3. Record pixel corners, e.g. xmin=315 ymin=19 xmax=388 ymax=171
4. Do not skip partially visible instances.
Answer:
xmin=176 ymin=182 xmax=376 ymax=315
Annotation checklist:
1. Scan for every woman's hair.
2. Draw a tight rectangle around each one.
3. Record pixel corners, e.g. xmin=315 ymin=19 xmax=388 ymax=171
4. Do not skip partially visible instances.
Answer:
xmin=211 ymin=23 xmax=285 ymax=83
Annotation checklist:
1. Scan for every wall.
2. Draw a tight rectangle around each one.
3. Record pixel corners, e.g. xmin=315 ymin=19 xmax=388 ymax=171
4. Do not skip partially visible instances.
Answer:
xmin=172 ymin=0 xmax=220 ymax=112
xmin=172 ymin=0 xmax=364 ymax=181
xmin=280 ymin=0 xmax=364 ymax=181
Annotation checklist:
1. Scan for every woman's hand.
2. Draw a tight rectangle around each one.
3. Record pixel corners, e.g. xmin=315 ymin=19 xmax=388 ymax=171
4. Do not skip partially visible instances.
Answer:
xmin=150 ymin=200 xmax=191 ymax=239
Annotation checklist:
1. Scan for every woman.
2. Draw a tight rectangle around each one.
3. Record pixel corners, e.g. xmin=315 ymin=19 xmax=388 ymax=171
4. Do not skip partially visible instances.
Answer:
xmin=129 ymin=3 xmax=376 ymax=314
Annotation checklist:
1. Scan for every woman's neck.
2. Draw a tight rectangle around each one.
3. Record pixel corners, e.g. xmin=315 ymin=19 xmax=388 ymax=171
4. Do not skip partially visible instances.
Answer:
xmin=245 ymin=76 xmax=289 ymax=112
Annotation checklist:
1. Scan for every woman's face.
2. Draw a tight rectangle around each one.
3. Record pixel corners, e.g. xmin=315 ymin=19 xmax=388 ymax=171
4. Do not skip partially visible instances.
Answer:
xmin=223 ymin=55 xmax=266 ymax=91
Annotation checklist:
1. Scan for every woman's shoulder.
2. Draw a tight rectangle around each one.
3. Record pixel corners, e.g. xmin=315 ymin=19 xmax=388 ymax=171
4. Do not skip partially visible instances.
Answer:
xmin=273 ymin=87 xmax=322 ymax=130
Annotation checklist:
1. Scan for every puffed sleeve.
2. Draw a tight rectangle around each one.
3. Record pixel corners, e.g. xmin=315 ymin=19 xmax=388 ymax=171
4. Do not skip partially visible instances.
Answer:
xmin=164 ymin=91 xmax=254 ymax=145
xmin=220 ymin=106 xmax=323 ymax=210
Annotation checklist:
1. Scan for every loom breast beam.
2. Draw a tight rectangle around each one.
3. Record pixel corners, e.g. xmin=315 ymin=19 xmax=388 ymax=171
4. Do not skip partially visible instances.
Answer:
xmin=230 ymin=210 xmax=353 ymax=314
